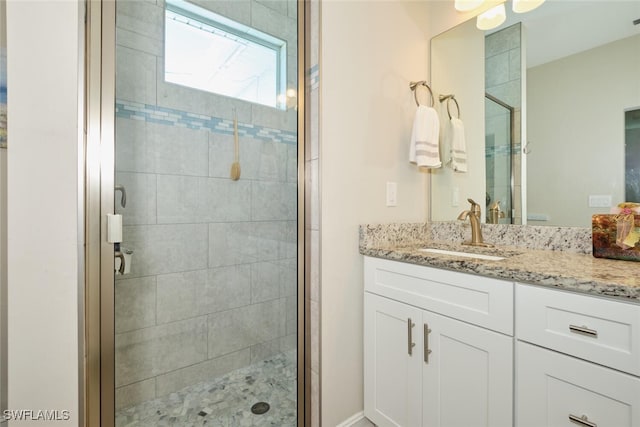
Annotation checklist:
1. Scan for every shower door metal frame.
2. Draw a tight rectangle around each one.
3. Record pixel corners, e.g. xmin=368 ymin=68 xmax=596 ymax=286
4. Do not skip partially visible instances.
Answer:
xmin=84 ymin=0 xmax=308 ymax=425
xmin=85 ymin=0 xmax=116 ymax=425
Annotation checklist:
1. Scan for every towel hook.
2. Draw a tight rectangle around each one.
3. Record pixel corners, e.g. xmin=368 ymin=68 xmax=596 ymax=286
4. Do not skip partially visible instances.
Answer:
xmin=438 ymin=94 xmax=460 ymax=120
xmin=409 ymin=81 xmax=435 ymax=107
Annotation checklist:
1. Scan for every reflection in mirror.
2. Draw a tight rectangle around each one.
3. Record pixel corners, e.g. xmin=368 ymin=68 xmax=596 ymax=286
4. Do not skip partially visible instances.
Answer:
xmin=485 ymin=24 xmax=522 ymax=225
xmin=627 ymin=109 xmax=640 ymax=202
xmin=430 ymin=19 xmax=487 ymax=224
xmin=430 ymin=1 xmax=640 ymax=227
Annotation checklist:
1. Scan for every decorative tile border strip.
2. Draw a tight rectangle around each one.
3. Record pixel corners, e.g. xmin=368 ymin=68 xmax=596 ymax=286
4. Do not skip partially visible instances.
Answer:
xmin=485 ymin=143 xmax=522 ymax=158
xmin=115 ymin=100 xmax=297 ymax=145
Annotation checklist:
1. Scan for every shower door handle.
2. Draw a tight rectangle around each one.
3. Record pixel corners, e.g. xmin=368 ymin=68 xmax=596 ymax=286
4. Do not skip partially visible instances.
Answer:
xmin=115 ymin=184 xmax=127 ymax=208
xmin=114 ymin=251 xmax=125 ymax=275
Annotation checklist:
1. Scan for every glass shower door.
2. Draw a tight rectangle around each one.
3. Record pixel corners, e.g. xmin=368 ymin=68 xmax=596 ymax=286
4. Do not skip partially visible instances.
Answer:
xmin=485 ymin=94 xmax=513 ymax=224
xmin=111 ymin=1 xmax=299 ymax=425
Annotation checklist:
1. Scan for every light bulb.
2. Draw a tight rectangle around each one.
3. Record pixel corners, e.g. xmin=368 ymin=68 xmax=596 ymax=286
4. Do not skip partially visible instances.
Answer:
xmin=454 ymin=0 xmax=484 ymax=12
xmin=512 ymin=0 xmax=545 ymax=13
xmin=476 ymin=3 xmax=506 ymax=30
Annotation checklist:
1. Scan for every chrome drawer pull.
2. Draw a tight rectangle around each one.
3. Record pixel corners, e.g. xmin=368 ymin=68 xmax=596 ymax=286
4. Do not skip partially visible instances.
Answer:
xmin=569 ymin=324 xmax=598 ymax=338
xmin=407 ymin=318 xmax=416 ymax=356
xmin=424 ymin=323 xmax=432 ymax=364
xmin=569 ymin=414 xmax=597 ymax=427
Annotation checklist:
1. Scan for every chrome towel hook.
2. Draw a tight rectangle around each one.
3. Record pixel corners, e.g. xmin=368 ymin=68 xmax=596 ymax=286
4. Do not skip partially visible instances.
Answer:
xmin=409 ymin=81 xmax=435 ymax=107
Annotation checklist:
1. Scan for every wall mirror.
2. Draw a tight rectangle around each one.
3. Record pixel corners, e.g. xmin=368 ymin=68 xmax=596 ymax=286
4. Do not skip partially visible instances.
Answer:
xmin=429 ymin=0 xmax=640 ymax=228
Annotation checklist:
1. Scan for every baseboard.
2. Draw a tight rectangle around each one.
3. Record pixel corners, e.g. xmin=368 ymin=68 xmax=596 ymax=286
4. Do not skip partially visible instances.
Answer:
xmin=336 ymin=411 xmax=367 ymax=427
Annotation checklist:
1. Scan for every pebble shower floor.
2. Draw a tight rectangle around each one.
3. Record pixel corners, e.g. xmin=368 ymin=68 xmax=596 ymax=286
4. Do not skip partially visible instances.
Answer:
xmin=115 ymin=351 xmax=297 ymax=426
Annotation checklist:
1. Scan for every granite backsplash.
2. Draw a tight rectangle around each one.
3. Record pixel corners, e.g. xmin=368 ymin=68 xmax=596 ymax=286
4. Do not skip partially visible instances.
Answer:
xmin=360 ymin=222 xmax=592 ymax=254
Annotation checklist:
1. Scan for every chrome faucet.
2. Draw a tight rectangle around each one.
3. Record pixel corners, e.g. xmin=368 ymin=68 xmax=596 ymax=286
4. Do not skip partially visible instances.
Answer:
xmin=457 ymin=198 xmax=492 ymax=247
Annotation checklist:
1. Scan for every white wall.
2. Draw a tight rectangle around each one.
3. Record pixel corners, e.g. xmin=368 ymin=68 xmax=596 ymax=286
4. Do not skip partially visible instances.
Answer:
xmin=430 ymin=19 xmax=485 ymax=221
xmin=6 ymin=1 xmax=82 ymax=425
xmin=320 ymin=1 xmax=431 ymax=424
xmin=527 ymin=34 xmax=640 ymax=227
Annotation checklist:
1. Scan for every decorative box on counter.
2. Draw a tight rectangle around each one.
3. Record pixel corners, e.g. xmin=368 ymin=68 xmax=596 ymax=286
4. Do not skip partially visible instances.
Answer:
xmin=592 ymin=214 xmax=640 ymax=261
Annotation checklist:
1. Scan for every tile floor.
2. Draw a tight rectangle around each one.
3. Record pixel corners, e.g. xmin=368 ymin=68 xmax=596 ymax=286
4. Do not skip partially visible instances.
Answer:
xmin=116 ymin=351 xmax=297 ymax=427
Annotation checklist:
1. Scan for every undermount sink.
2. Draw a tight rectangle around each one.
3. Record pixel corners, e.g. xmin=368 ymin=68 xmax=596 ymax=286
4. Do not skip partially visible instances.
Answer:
xmin=419 ymin=248 xmax=505 ymax=261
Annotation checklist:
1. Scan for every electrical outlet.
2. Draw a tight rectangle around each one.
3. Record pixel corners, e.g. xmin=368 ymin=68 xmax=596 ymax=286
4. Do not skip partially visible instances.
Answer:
xmin=386 ymin=182 xmax=397 ymax=207
xmin=588 ymin=195 xmax=612 ymax=208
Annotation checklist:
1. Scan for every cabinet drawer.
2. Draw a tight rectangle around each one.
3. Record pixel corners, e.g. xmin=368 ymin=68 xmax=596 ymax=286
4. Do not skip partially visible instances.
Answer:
xmin=364 ymin=257 xmax=513 ymax=335
xmin=517 ymin=283 xmax=640 ymax=375
xmin=517 ymin=341 xmax=640 ymax=427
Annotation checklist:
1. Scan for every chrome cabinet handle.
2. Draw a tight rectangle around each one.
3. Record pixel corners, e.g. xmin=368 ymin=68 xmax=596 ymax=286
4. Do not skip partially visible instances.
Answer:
xmin=424 ymin=323 xmax=432 ymax=363
xmin=407 ymin=318 xmax=416 ymax=356
xmin=569 ymin=414 xmax=597 ymax=427
xmin=115 ymin=251 xmax=125 ymax=275
xmin=569 ymin=324 xmax=598 ymax=338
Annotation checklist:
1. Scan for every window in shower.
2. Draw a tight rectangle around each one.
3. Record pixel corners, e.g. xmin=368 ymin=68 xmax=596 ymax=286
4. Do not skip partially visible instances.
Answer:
xmin=625 ymin=108 xmax=640 ymax=202
xmin=164 ymin=0 xmax=287 ymax=109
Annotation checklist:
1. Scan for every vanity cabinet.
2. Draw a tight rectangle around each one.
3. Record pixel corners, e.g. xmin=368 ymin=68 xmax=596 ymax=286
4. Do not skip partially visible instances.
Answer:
xmin=364 ymin=257 xmax=514 ymax=427
xmin=516 ymin=341 xmax=640 ymax=427
xmin=515 ymin=283 xmax=640 ymax=427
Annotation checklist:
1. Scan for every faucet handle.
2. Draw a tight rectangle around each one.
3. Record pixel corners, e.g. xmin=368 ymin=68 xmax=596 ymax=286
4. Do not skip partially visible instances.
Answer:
xmin=467 ymin=198 xmax=481 ymax=216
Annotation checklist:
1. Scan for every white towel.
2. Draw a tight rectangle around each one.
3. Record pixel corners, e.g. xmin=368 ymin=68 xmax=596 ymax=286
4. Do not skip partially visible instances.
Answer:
xmin=449 ymin=117 xmax=467 ymax=172
xmin=409 ymin=105 xmax=441 ymax=168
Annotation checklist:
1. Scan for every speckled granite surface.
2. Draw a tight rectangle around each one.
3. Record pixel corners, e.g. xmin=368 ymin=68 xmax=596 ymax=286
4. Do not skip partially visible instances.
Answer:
xmin=359 ymin=222 xmax=592 ymax=254
xmin=360 ymin=223 xmax=640 ymax=302
xmin=359 ymin=223 xmax=429 ymax=248
xmin=429 ymin=221 xmax=592 ymax=254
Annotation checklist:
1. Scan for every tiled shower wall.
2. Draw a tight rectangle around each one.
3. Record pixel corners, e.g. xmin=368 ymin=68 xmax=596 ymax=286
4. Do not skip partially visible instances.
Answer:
xmin=113 ymin=0 xmax=298 ymax=409
xmin=485 ymin=23 xmax=522 ymax=224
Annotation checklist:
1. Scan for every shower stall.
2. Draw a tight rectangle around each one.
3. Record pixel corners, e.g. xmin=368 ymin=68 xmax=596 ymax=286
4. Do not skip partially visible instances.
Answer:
xmin=86 ymin=0 xmax=305 ymax=425
xmin=484 ymin=93 xmax=514 ymax=224
xmin=484 ymin=23 xmax=523 ymax=225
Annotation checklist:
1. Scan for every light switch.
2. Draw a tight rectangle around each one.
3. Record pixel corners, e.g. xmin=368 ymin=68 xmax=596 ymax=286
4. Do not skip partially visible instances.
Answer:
xmin=452 ymin=187 xmax=460 ymax=207
xmin=386 ymin=182 xmax=397 ymax=207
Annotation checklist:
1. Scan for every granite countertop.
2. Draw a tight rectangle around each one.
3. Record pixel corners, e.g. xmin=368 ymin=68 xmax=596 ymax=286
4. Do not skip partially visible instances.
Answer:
xmin=359 ymin=224 xmax=640 ymax=303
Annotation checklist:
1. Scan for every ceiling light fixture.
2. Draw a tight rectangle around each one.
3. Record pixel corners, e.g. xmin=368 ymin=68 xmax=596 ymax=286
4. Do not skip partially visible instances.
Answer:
xmin=476 ymin=3 xmax=506 ymax=30
xmin=455 ymin=0 xmax=547 ymax=31
xmin=512 ymin=0 xmax=545 ymax=14
xmin=455 ymin=0 xmax=485 ymax=12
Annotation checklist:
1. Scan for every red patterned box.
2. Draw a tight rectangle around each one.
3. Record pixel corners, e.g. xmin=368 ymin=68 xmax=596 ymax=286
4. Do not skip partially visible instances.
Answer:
xmin=592 ymin=214 xmax=640 ymax=261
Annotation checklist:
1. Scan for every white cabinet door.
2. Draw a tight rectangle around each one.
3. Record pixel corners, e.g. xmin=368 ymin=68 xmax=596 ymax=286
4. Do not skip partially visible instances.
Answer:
xmin=364 ymin=293 xmax=423 ymax=427
xmin=517 ymin=341 xmax=640 ymax=427
xmin=422 ymin=311 xmax=513 ymax=427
